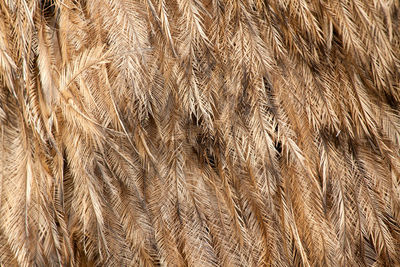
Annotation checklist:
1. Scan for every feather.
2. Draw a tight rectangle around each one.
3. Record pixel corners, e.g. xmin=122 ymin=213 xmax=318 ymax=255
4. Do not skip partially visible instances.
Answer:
xmin=2 ymin=0 xmax=400 ymax=266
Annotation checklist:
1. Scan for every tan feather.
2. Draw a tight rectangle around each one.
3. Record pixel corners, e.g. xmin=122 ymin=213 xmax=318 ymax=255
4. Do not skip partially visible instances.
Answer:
xmin=2 ymin=0 xmax=400 ymax=266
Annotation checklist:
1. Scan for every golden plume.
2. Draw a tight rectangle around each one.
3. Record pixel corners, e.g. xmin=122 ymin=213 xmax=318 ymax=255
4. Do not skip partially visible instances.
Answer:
xmin=1 ymin=0 xmax=400 ymax=266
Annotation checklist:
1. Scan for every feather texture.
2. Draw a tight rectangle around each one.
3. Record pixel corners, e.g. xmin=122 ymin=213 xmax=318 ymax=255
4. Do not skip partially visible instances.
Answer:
xmin=1 ymin=0 xmax=400 ymax=266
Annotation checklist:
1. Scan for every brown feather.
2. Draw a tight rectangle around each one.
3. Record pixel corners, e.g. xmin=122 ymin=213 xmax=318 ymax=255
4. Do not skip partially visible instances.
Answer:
xmin=1 ymin=0 xmax=400 ymax=266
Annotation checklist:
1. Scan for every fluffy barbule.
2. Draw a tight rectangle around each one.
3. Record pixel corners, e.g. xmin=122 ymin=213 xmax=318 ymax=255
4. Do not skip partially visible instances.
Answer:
xmin=1 ymin=0 xmax=400 ymax=266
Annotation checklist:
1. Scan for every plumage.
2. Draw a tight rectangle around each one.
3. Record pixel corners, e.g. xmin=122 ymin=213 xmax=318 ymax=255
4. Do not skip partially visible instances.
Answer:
xmin=1 ymin=0 xmax=400 ymax=266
